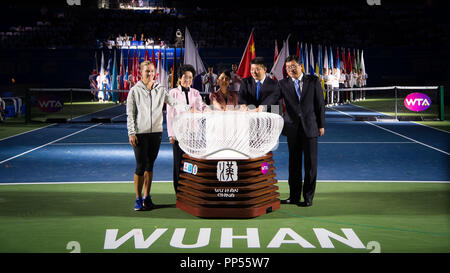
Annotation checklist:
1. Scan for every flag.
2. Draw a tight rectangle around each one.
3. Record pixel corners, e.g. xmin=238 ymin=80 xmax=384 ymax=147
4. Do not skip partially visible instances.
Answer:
xmin=309 ymin=44 xmax=314 ymax=75
xmin=105 ymin=52 xmax=112 ymax=91
xmin=151 ymin=46 xmax=156 ymax=66
xmin=300 ymin=43 xmax=305 ymax=73
xmin=118 ymin=49 xmax=124 ymax=90
xmin=336 ymin=47 xmax=340 ymax=70
xmin=163 ymin=47 xmax=169 ymax=86
xmin=347 ymin=48 xmax=352 ymax=73
xmin=274 ymin=40 xmax=279 ymax=63
xmin=124 ymin=51 xmax=129 ymax=90
xmin=360 ymin=50 xmax=366 ymax=75
xmin=156 ymin=46 xmax=168 ymax=86
xmin=137 ymin=49 xmax=141 ymax=82
xmin=318 ymin=45 xmax=325 ymax=89
xmin=296 ymin=42 xmax=300 ymax=58
xmin=184 ymin=27 xmax=206 ymax=76
xmin=323 ymin=46 xmax=328 ymax=74
xmin=318 ymin=45 xmax=323 ymax=76
xmin=118 ymin=49 xmax=126 ymax=102
xmin=305 ymin=43 xmax=309 ymax=74
xmin=156 ymin=46 xmax=162 ymax=82
xmin=144 ymin=48 xmax=149 ymax=61
xmin=236 ymin=29 xmax=255 ymax=78
xmin=111 ymin=49 xmax=119 ymax=102
xmin=329 ymin=46 xmax=334 ymax=74
xmin=100 ymin=51 xmax=105 ymax=76
xmin=111 ymin=50 xmax=118 ymax=90
xmin=132 ymin=49 xmax=137 ymax=84
xmin=356 ymin=49 xmax=361 ymax=73
xmin=270 ymin=35 xmax=290 ymax=81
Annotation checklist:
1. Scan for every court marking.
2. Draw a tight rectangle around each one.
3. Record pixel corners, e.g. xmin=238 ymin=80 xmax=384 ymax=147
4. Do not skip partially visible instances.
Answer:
xmin=329 ymin=106 xmax=450 ymax=156
xmin=0 ymin=123 xmax=102 ymax=165
xmin=280 ymin=210 xmax=450 ymax=237
xmin=67 ymin=103 xmax=123 ymax=121
xmin=0 ymin=123 xmax=56 ymax=142
xmin=0 ymin=104 xmax=124 ymax=143
xmin=48 ymin=141 xmax=416 ymax=146
xmin=349 ymin=103 xmax=450 ymax=134
xmin=366 ymin=122 xmax=450 ymax=155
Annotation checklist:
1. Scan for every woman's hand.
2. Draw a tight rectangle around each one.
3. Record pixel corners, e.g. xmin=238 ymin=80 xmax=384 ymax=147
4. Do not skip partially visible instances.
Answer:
xmin=129 ymin=135 xmax=138 ymax=148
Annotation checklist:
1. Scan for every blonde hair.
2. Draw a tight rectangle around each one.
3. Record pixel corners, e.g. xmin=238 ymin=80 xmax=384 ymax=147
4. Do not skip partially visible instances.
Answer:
xmin=140 ymin=60 xmax=154 ymax=71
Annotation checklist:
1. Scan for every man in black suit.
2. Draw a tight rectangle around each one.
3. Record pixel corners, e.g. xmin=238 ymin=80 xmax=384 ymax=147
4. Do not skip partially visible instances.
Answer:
xmin=238 ymin=57 xmax=281 ymax=112
xmin=278 ymin=55 xmax=325 ymax=207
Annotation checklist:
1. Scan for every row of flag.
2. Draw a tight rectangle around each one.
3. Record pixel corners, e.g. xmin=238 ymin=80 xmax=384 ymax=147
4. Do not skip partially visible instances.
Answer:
xmin=91 ymin=28 xmax=366 ymax=94
xmin=94 ymin=47 xmax=172 ymax=89
xmin=92 ymin=26 xmax=206 ymax=95
xmin=237 ymin=30 xmax=366 ymax=82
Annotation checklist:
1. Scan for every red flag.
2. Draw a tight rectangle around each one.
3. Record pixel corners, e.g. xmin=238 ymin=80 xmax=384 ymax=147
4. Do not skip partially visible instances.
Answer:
xmin=274 ymin=40 xmax=279 ymax=63
xmin=144 ymin=48 xmax=149 ymax=61
xmin=236 ymin=30 xmax=256 ymax=78
xmin=347 ymin=49 xmax=352 ymax=73
xmin=132 ymin=50 xmax=137 ymax=83
xmin=137 ymin=49 xmax=141 ymax=81
xmin=296 ymin=42 xmax=300 ymax=58
xmin=151 ymin=46 xmax=156 ymax=66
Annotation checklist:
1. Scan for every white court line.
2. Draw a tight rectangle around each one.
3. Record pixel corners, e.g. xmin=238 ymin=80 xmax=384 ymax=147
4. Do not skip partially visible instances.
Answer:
xmin=0 ymin=123 xmax=102 ymax=165
xmin=0 ymin=180 xmax=448 ymax=185
xmin=329 ymin=107 xmax=450 ymax=156
xmin=349 ymin=103 xmax=450 ymax=134
xmin=111 ymin=113 xmax=126 ymax=120
xmin=0 ymin=104 xmax=124 ymax=143
xmin=67 ymin=104 xmax=123 ymax=121
xmin=365 ymin=122 xmax=450 ymax=155
xmin=49 ymin=141 xmax=414 ymax=146
xmin=49 ymin=142 xmax=172 ymax=145
xmin=0 ymin=123 xmax=56 ymax=142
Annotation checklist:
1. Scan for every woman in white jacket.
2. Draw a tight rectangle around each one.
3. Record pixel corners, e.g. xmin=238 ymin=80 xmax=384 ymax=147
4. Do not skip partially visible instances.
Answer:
xmin=126 ymin=61 xmax=192 ymax=211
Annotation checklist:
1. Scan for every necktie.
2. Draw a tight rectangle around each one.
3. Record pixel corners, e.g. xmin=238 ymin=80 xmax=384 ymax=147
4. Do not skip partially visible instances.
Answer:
xmin=294 ymin=79 xmax=301 ymax=101
xmin=256 ymin=81 xmax=261 ymax=100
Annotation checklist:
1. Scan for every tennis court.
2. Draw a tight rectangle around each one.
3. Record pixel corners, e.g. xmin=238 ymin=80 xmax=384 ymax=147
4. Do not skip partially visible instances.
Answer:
xmin=0 ymin=104 xmax=449 ymax=253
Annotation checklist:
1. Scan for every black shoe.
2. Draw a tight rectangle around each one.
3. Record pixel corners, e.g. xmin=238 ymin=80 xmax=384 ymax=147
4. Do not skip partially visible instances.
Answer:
xmin=298 ymin=201 xmax=313 ymax=207
xmin=143 ymin=195 xmax=156 ymax=210
xmin=281 ymin=198 xmax=300 ymax=205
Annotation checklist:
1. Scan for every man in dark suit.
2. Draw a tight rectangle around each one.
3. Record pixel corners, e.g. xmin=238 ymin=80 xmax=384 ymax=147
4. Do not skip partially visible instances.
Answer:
xmin=238 ymin=57 xmax=281 ymax=112
xmin=278 ymin=55 xmax=325 ymax=207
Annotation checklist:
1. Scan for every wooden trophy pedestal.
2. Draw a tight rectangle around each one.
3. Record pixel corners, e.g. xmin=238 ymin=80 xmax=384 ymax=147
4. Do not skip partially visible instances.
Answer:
xmin=176 ymin=152 xmax=280 ymax=218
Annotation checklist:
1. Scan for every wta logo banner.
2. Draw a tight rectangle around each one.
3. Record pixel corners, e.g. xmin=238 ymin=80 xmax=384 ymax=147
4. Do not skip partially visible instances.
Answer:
xmin=404 ymin=93 xmax=431 ymax=112
xmin=37 ymin=95 xmax=64 ymax=113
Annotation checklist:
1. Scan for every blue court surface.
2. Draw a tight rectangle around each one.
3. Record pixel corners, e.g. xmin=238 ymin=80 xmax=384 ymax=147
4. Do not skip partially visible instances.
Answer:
xmin=0 ymin=104 xmax=449 ymax=184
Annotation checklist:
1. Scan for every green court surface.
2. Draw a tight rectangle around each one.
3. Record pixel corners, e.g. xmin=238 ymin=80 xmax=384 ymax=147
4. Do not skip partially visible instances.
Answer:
xmin=0 ymin=182 xmax=448 ymax=253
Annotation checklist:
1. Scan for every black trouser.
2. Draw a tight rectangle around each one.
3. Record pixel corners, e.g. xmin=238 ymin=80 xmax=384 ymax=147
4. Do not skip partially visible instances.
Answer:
xmin=172 ymin=140 xmax=184 ymax=193
xmin=132 ymin=133 xmax=162 ymax=176
xmin=286 ymin=124 xmax=318 ymax=203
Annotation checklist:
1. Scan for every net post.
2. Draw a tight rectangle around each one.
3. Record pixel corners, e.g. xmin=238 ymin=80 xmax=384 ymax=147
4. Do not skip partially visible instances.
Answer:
xmin=25 ymin=88 xmax=31 ymax=123
xmin=394 ymin=86 xmax=398 ymax=120
xmin=439 ymin=85 xmax=444 ymax=121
